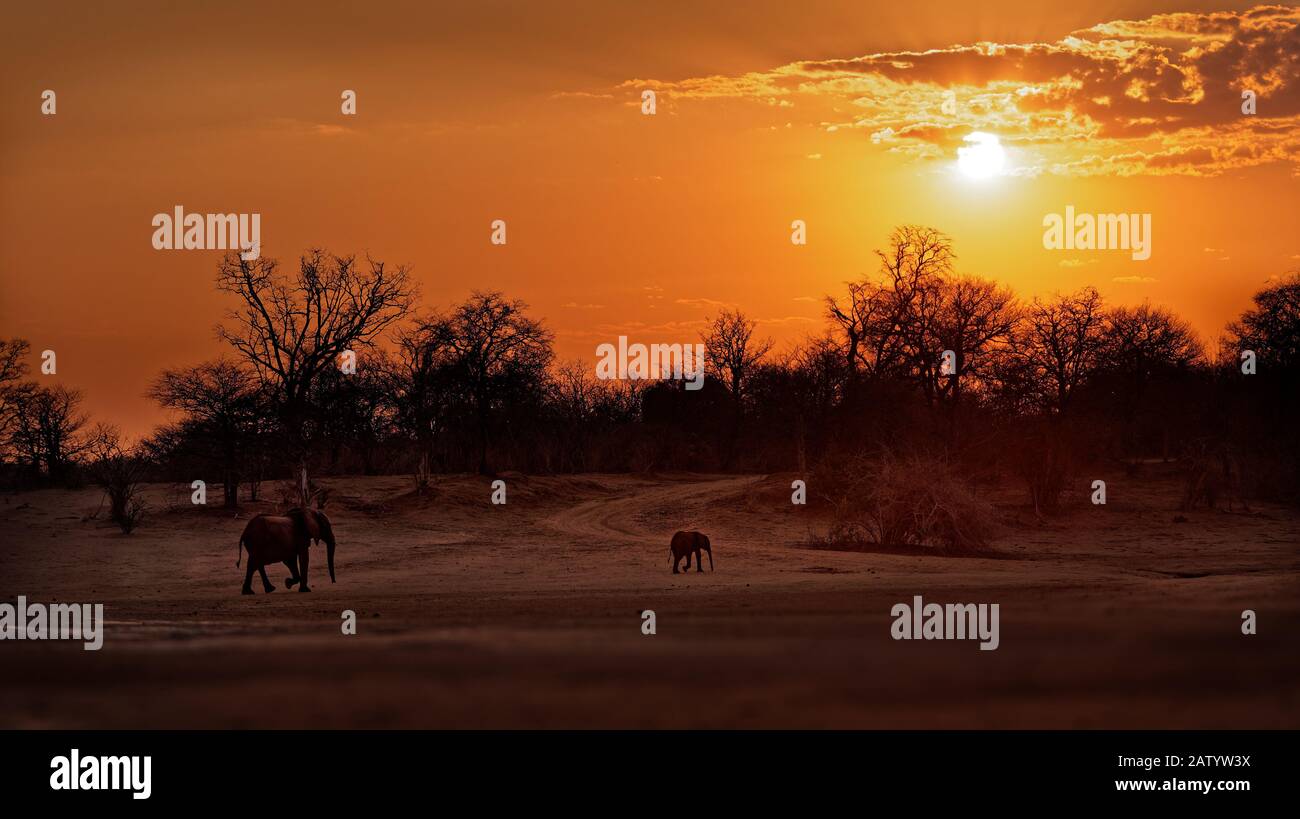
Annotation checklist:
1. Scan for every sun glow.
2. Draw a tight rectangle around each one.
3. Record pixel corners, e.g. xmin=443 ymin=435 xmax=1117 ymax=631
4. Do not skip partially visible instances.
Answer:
xmin=957 ymin=132 xmax=1006 ymax=179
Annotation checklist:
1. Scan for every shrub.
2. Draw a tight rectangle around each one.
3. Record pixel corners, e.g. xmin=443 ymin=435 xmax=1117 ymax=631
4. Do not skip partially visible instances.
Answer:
xmin=87 ymin=434 xmax=148 ymax=534
xmin=817 ymin=453 xmax=997 ymax=552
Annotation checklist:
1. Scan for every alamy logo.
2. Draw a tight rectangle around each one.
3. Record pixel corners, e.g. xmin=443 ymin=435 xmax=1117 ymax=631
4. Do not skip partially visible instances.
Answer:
xmin=151 ymin=206 xmax=261 ymax=260
xmin=0 ymin=596 xmax=104 ymax=650
xmin=50 ymin=749 xmax=151 ymax=800
xmin=1042 ymin=205 xmax=1151 ymax=261
xmin=596 ymin=336 xmax=705 ymax=391
xmin=890 ymin=595 xmax=1000 ymax=651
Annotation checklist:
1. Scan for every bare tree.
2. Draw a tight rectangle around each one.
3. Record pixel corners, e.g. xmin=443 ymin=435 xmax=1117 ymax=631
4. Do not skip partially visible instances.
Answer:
xmin=1222 ymin=273 xmax=1300 ymax=504
xmin=1226 ymin=273 xmax=1300 ymax=371
xmin=0 ymin=338 xmax=28 ymax=390
xmin=991 ymin=287 xmax=1107 ymax=515
xmin=8 ymin=384 xmax=98 ymax=482
xmin=545 ymin=359 xmax=602 ymax=473
xmin=1101 ymin=302 xmax=1204 ymax=377
xmin=701 ymin=308 xmax=773 ymax=404
xmin=148 ymin=359 xmax=264 ymax=507
xmin=700 ymin=308 xmax=773 ymax=467
xmin=391 ymin=320 xmax=460 ymax=492
xmin=216 ymin=249 xmax=415 ymax=498
xmin=408 ymin=292 xmax=553 ymax=474
xmin=313 ymin=348 xmax=397 ymax=475
xmin=1099 ymin=302 xmax=1204 ymax=463
xmin=827 ymin=226 xmax=955 ymax=389
xmin=0 ymin=338 xmax=31 ymax=450
xmin=877 ymin=225 xmax=955 ymax=382
xmin=550 ymin=359 xmax=599 ymax=422
xmin=826 ymin=280 xmax=892 ymax=381
xmin=1001 ymin=287 xmax=1107 ymax=416
xmin=931 ymin=276 xmax=1020 ymax=414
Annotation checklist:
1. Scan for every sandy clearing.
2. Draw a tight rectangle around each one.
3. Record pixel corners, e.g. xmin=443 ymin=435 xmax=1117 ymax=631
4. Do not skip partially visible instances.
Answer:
xmin=0 ymin=469 xmax=1297 ymax=728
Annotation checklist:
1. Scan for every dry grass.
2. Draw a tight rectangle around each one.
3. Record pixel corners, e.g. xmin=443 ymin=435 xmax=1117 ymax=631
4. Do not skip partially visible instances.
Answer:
xmin=813 ymin=454 xmax=999 ymax=554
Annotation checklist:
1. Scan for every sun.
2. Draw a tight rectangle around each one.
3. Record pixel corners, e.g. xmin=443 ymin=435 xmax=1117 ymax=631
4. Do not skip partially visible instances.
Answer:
xmin=957 ymin=132 xmax=1006 ymax=179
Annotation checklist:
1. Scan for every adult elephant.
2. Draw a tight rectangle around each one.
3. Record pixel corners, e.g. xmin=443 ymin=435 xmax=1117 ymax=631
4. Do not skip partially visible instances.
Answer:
xmin=236 ymin=507 xmax=336 ymax=594
xmin=669 ymin=530 xmax=713 ymax=574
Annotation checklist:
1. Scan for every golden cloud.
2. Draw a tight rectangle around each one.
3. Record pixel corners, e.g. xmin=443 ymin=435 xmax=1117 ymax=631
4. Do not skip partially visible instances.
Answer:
xmin=618 ymin=4 xmax=1299 ymax=177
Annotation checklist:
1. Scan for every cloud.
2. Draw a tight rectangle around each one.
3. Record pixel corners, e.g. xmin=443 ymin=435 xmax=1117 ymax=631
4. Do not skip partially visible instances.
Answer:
xmin=1112 ymin=275 xmax=1159 ymax=283
xmin=265 ymin=119 xmax=358 ymax=138
xmin=580 ymin=319 xmax=711 ymax=337
xmin=312 ymin=124 xmax=353 ymax=137
xmin=675 ymin=297 xmax=732 ymax=310
xmin=551 ymin=91 xmax=615 ymax=100
xmin=615 ymin=5 xmax=1300 ymax=177
xmin=756 ymin=316 xmax=818 ymax=326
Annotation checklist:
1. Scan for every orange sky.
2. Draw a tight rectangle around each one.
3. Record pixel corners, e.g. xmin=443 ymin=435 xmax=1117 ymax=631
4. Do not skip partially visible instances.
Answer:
xmin=1 ymin=1 xmax=1297 ymax=439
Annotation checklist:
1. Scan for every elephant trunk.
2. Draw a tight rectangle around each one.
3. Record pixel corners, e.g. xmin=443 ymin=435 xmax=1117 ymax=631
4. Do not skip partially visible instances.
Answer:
xmin=707 ymin=545 xmax=714 ymax=571
xmin=317 ymin=515 xmax=337 ymax=583
xmin=326 ymin=533 xmax=336 ymax=582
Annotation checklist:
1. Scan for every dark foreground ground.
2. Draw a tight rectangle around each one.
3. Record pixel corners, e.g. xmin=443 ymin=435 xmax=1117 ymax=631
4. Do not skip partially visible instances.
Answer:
xmin=1 ymin=468 xmax=1297 ymax=728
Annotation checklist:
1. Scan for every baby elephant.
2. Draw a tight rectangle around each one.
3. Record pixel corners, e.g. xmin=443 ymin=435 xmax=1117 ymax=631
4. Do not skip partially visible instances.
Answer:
xmin=670 ymin=530 xmax=714 ymax=574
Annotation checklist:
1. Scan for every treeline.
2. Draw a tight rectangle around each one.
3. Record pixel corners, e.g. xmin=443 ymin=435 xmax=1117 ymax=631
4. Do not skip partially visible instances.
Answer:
xmin=2 ymin=228 xmax=1297 ymax=525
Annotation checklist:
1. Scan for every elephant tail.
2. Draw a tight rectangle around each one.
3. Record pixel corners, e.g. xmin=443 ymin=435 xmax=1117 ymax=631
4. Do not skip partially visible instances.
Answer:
xmin=236 ymin=536 xmax=243 ymax=567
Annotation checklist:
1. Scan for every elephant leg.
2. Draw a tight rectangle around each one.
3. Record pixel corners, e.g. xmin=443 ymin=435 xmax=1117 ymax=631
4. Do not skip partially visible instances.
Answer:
xmin=695 ymin=548 xmax=704 ymax=573
xmin=672 ymin=552 xmax=681 ymax=574
xmin=683 ymin=551 xmax=692 ymax=570
xmin=298 ymin=549 xmax=311 ymax=592
xmin=258 ymin=565 xmax=274 ymax=592
xmin=241 ymin=563 xmax=255 ymax=595
xmin=284 ymin=559 xmax=300 ymax=587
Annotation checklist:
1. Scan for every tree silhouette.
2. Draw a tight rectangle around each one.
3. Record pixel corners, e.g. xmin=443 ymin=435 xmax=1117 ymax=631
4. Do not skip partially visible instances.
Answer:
xmin=1228 ymin=273 xmax=1300 ymax=372
xmin=216 ymin=249 xmax=415 ymax=496
xmin=149 ymin=359 xmax=265 ymax=507
xmin=401 ymin=292 xmax=552 ymax=474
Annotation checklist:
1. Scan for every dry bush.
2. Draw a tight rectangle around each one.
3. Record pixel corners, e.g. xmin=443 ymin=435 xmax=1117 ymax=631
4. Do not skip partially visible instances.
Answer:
xmin=87 ymin=429 xmax=147 ymax=534
xmin=1014 ymin=434 xmax=1072 ymax=516
xmin=817 ymin=453 xmax=997 ymax=552
xmin=412 ymin=451 xmax=433 ymax=496
xmin=277 ymin=470 xmax=330 ymax=509
xmin=1180 ymin=439 xmax=1251 ymax=512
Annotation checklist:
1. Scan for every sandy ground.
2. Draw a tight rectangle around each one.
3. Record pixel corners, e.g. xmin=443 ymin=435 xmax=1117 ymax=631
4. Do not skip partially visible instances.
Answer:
xmin=1 ymin=467 xmax=1297 ymax=728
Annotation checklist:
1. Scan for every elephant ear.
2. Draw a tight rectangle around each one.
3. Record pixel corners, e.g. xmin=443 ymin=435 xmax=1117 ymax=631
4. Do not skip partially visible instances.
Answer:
xmin=288 ymin=507 xmax=322 ymax=540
